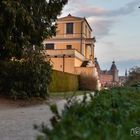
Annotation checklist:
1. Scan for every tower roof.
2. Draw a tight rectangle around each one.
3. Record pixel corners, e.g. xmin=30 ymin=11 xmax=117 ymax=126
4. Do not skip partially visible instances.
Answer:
xmin=125 ymin=69 xmax=128 ymax=76
xmin=110 ymin=61 xmax=117 ymax=71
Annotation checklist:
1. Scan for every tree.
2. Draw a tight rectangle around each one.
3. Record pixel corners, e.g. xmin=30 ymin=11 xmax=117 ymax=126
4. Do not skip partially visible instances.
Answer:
xmin=0 ymin=0 xmax=68 ymax=59
xmin=126 ymin=66 xmax=140 ymax=86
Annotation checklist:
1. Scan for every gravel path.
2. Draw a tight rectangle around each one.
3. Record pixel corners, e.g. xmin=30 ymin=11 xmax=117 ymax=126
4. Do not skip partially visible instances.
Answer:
xmin=0 ymin=100 xmax=67 ymax=140
xmin=0 ymin=93 xmax=93 ymax=140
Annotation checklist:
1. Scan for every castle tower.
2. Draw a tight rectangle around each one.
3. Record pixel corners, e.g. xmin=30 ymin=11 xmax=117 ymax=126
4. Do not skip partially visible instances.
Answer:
xmin=110 ymin=61 xmax=119 ymax=82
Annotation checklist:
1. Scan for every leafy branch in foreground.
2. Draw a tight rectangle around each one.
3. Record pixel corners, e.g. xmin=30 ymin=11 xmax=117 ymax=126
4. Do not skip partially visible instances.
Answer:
xmin=0 ymin=0 xmax=68 ymax=59
xmin=36 ymin=88 xmax=140 ymax=140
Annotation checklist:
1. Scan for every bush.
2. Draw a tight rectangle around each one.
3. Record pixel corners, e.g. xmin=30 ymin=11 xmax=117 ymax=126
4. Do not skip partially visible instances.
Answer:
xmin=126 ymin=66 xmax=140 ymax=86
xmin=0 ymin=51 xmax=52 ymax=99
xmin=36 ymin=87 xmax=140 ymax=140
xmin=79 ymin=74 xmax=97 ymax=91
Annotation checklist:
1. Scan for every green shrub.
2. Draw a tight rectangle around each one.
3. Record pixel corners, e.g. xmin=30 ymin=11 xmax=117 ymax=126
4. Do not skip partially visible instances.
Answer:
xmin=126 ymin=66 xmax=140 ymax=86
xmin=36 ymin=87 xmax=140 ymax=140
xmin=49 ymin=70 xmax=79 ymax=92
xmin=0 ymin=51 xmax=52 ymax=99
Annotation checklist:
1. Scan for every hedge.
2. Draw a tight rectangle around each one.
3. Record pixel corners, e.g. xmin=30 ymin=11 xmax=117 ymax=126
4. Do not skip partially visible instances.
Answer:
xmin=49 ymin=70 xmax=79 ymax=92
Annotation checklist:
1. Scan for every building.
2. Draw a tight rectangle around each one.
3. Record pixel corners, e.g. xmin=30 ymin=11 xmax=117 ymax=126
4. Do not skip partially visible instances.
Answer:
xmin=43 ymin=14 xmax=101 ymax=89
xmin=95 ymin=58 xmax=119 ymax=87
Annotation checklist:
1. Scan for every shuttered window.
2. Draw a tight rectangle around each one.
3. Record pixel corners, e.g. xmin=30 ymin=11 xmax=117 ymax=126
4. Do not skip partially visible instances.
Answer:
xmin=66 ymin=23 xmax=73 ymax=34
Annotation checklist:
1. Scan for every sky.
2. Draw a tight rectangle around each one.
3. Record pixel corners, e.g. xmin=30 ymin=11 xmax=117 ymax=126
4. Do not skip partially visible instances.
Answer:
xmin=60 ymin=0 xmax=140 ymax=76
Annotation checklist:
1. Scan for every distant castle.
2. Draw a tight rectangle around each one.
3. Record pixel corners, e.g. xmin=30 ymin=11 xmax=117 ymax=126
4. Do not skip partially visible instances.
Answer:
xmin=95 ymin=58 xmax=119 ymax=87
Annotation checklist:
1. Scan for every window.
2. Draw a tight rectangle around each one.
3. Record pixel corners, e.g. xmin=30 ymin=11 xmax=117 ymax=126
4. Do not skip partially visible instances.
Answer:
xmin=66 ymin=23 xmax=73 ymax=34
xmin=45 ymin=43 xmax=54 ymax=50
xmin=66 ymin=45 xmax=72 ymax=49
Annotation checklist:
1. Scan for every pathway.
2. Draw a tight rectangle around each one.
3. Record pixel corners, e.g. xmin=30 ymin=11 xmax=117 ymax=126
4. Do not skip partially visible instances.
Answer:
xmin=0 ymin=93 xmax=94 ymax=140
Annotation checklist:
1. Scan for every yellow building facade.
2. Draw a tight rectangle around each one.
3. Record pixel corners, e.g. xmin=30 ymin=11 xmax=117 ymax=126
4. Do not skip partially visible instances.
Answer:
xmin=43 ymin=14 xmax=101 ymax=89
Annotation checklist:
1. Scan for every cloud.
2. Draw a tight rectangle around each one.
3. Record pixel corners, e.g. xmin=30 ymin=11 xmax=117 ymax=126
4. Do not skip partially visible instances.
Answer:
xmin=113 ymin=0 xmax=139 ymax=16
xmin=61 ymin=0 xmax=87 ymax=16
xmin=62 ymin=0 xmax=139 ymax=38
xmin=87 ymin=17 xmax=115 ymax=38
xmin=74 ymin=0 xmax=139 ymax=17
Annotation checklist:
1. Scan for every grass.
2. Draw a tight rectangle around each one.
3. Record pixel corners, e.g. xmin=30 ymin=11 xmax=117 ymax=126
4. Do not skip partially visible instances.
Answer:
xmin=49 ymin=90 xmax=92 ymax=99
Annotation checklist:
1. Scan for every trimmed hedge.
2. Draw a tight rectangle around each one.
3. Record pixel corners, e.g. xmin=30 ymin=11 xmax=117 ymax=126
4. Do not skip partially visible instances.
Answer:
xmin=49 ymin=70 xmax=79 ymax=92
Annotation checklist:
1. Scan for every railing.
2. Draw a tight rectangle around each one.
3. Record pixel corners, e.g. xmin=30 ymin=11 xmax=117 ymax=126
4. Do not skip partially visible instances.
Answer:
xmin=53 ymin=33 xmax=91 ymax=38
xmin=43 ymin=49 xmax=85 ymax=60
xmin=49 ymin=33 xmax=96 ymax=43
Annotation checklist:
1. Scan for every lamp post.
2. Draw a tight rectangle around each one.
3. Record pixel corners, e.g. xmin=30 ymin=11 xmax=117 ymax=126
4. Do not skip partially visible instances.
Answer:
xmin=63 ymin=54 xmax=65 ymax=72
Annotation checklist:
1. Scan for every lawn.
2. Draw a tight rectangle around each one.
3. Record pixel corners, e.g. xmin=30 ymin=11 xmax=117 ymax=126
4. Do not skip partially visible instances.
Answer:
xmin=49 ymin=90 xmax=91 ymax=99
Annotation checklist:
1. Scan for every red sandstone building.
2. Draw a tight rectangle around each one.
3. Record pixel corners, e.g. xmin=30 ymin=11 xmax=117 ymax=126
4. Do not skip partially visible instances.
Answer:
xmin=95 ymin=58 xmax=119 ymax=87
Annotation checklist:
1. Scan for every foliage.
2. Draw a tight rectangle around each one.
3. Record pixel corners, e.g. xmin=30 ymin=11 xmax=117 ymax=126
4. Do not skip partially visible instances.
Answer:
xmin=36 ymin=87 xmax=140 ymax=140
xmin=79 ymin=74 xmax=97 ymax=91
xmin=49 ymin=70 xmax=79 ymax=92
xmin=0 ymin=0 xmax=68 ymax=59
xmin=0 ymin=51 xmax=52 ymax=99
xmin=126 ymin=66 xmax=140 ymax=86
